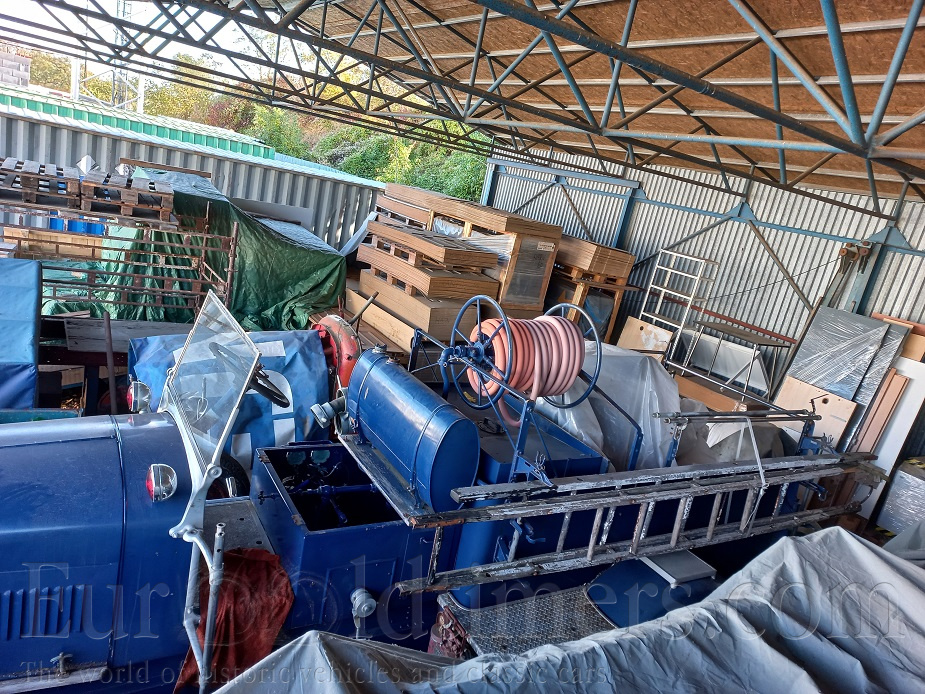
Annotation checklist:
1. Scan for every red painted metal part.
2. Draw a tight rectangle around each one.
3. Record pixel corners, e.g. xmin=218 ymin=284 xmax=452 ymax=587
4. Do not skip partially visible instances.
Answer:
xmin=313 ymin=314 xmax=362 ymax=387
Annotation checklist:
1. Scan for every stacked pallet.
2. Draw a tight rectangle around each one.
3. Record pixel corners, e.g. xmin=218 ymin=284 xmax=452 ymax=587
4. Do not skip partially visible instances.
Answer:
xmin=549 ymin=235 xmax=636 ymax=342
xmin=0 ymin=158 xmax=80 ymax=208
xmin=80 ymin=171 xmax=174 ymax=222
xmin=353 ymin=218 xmax=498 ymax=346
xmin=384 ymin=183 xmax=562 ymax=314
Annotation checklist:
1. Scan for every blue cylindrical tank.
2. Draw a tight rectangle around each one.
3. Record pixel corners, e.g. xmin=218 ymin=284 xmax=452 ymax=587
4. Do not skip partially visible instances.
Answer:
xmin=346 ymin=350 xmax=479 ymax=512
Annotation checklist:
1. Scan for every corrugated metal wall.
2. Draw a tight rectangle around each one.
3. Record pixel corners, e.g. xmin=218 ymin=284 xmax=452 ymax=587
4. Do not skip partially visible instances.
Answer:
xmin=486 ymin=155 xmax=925 ymax=338
xmin=0 ymin=110 xmax=380 ymax=249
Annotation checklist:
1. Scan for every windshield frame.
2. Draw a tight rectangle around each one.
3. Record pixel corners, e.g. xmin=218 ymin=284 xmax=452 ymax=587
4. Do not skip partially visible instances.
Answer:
xmin=158 ymin=291 xmax=259 ymax=485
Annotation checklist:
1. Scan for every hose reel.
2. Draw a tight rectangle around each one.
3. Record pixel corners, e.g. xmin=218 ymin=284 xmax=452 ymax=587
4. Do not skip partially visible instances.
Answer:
xmin=447 ymin=295 xmax=603 ymax=426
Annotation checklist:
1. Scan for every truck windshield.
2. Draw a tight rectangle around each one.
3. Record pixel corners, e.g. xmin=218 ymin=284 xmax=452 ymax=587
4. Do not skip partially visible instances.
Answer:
xmin=159 ymin=293 xmax=259 ymax=478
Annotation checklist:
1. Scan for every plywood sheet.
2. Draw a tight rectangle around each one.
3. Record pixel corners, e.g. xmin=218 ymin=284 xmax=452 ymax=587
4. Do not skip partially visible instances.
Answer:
xmin=65 ymin=318 xmax=190 ymax=353
xmin=788 ymin=308 xmax=888 ymax=400
xmin=617 ymin=316 xmax=673 ymax=354
xmin=368 ymin=219 xmax=498 ymax=268
xmin=556 ymin=235 xmax=634 ymax=278
xmin=675 ymin=374 xmax=740 ymax=412
xmin=773 ymin=376 xmax=858 ymax=443
xmin=344 ymin=289 xmax=417 ymax=351
xmin=851 ymin=370 xmax=909 ymax=454
xmin=358 ymin=269 xmax=474 ymax=340
xmin=856 ymin=357 xmax=925 ymax=517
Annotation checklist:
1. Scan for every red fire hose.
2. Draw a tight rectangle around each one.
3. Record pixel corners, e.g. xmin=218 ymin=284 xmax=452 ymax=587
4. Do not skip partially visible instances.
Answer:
xmin=468 ymin=315 xmax=585 ymax=425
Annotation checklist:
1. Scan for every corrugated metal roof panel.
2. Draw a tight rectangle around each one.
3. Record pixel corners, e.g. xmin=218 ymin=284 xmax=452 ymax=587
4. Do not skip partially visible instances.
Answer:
xmin=0 ymin=84 xmax=275 ymax=158
xmin=0 ymin=108 xmax=380 ymax=250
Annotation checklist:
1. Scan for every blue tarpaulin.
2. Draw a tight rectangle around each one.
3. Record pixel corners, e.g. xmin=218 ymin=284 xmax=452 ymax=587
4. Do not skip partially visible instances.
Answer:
xmin=0 ymin=259 xmax=40 ymax=409
xmin=129 ymin=329 xmax=330 ymax=468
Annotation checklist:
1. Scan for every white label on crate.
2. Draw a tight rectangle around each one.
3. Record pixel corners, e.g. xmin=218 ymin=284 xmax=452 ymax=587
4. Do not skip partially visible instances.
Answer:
xmin=537 ymin=241 xmax=556 ymax=252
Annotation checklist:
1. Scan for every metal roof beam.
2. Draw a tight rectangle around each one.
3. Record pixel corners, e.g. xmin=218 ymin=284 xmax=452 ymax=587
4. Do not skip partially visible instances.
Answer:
xmin=865 ymin=0 xmax=924 ymax=144
xmin=818 ymin=0 xmax=864 ymax=144
xmin=469 ymin=0 xmax=925 ymax=182
xmin=726 ymin=0 xmax=853 ymax=139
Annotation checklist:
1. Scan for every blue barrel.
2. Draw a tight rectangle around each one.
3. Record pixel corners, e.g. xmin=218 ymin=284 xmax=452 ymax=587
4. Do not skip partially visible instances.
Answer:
xmin=346 ymin=350 xmax=479 ymax=512
xmin=48 ymin=213 xmax=64 ymax=231
xmin=67 ymin=219 xmax=88 ymax=234
xmin=87 ymin=222 xmax=105 ymax=236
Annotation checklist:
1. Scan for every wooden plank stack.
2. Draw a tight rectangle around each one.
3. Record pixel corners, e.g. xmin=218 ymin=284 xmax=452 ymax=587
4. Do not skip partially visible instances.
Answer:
xmin=0 ymin=158 xmax=81 ymax=207
xmin=80 ymin=171 xmax=174 ymax=222
xmin=551 ymin=235 xmax=636 ymax=342
xmin=384 ymin=183 xmax=562 ymax=313
xmin=357 ymin=219 xmax=499 ymax=300
xmin=353 ymin=217 xmax=499 ymax=347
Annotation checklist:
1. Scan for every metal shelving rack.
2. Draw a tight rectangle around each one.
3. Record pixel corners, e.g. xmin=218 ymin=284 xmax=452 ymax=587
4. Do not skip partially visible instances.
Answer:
xmin=639 ymin=250 xmax=718 ymax=359
xmin=0 ymin=199 xmax=237 ymax=313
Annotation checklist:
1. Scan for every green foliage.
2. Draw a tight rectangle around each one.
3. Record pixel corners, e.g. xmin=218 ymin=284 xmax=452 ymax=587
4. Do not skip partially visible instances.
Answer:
xmin=206 ymin=95 xmax=255 ymax=133
xmin=143 ymin=54 xmax=213 ymax=122
xmin=308 ymin=124 xmax=486 ymax=200
xmin=28 ymin=51 xmax=70 ymax=92
xmin=246 ymin=105 xmax=310 ymax=158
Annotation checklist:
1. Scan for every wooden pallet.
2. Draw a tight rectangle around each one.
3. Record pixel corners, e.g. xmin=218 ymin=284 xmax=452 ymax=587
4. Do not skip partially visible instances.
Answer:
xmin=368 ymin=220 xmax=497 ymax=269
xmin=357 ymin=242 xmax=499 ymax=300
xmin=81 ymin=172 xmax=174 ymax=210
xmin=385 ymin=182 xmax=560 ymax=238
xmin=375 ymin=194 xmax=430 ymax=228
xmin=79 ymin=199 xmax=174 ymax=222
xmin=0 ymin=158 xmax=81 ymax=194
xmin=0 ymin=180 xmax=80 ymax=208
xmin=549 ymin=266 xmax=635 ymax=343
xmin=557 ymin=235 xmax=634 ymax=278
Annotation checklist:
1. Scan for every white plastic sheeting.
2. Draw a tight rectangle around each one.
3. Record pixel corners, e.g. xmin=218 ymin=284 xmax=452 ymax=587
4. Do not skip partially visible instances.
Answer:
xmin=535 ymin=343 xmax=680 ymax=470
xmin=219 ymin=527 xmax=925 ymax=693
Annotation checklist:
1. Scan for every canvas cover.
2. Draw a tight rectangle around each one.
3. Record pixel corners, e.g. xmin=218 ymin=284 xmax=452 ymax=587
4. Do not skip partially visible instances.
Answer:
xmin=217 ymin=528 xmax=925 ymax=693
xmin=45 ymin=171 xmax=345 ymax=330
xmin=129 ymin=329 xmax=329 ymax=467
xmin=0 ymin=259 xmax=40 ymax=408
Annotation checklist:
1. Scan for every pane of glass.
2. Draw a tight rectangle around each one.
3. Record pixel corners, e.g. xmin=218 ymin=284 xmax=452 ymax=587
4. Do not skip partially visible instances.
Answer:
xmin=161 ymin=293 xmax=258 ymax=473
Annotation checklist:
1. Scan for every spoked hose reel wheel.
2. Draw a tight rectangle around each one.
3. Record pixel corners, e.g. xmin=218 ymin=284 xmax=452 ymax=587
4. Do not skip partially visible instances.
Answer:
xmin=448 ymin=295 xmax=603 ymax=415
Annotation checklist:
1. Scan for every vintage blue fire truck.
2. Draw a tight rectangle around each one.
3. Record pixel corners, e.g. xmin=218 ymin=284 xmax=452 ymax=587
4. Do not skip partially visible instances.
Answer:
xmin=0 ymin=292 xmax=877 ymax=692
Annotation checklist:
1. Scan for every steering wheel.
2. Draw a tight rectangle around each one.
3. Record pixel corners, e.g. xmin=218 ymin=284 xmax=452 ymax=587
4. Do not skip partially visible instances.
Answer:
xmin=209 ymin=341 xmax=291 ymax=409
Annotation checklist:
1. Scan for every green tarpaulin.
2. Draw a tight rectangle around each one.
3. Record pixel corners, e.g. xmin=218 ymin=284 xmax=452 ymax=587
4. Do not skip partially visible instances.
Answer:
xmin=44 ymin=171 xmax=345 ymax=330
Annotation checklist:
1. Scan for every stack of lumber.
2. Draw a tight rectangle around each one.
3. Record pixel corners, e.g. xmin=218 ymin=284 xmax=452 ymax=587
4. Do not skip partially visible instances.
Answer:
xmin=384 ymin=183 xmax=562 ymax=313
xmin=551 ymin=235 xmax=636 ymax=342
xmin=351 ymin=218 xmax=500 ymax=350
xmin=357 ymin=219 xmax=499 ymax=300
xmin=0 ymin=158 xmax=80 ymax=208
xmin=80 ymin=172 xmax=174 ymax=223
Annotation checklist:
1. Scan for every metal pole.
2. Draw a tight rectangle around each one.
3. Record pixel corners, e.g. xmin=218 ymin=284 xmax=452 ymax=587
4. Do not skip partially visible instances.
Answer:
xmin=600 ymin=0 xmax=638 ymax=130
xmin=818 ymin=0 xmax=864 ymax=143
xmin=747 ymin=221 xmax=812 ymax=310
xmin=865 ymin=0 xmax=924 ymax=143
xmin=104 ymin=313 xmax=118 ymax=416
xmin=200 ymin=523 xmax=225 ymax=694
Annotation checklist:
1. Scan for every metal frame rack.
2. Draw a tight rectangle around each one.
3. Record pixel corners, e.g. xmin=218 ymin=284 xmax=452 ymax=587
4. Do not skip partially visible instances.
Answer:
xmin=0 ymin=200 xmax=237 ymax=312
xmin=639 ymin=250 xmax=718 ymax=360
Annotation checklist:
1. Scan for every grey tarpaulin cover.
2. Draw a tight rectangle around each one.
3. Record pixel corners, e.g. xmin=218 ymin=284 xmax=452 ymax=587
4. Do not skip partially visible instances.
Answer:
xmin=536 ymin=343 xmax=680 ymax=470
xmin=218 ymin=527 xmax=925 ymax=693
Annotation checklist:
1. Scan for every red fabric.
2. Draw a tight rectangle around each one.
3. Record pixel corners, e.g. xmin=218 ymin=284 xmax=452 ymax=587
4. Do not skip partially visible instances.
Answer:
xmin=176 ymin=548 xmax=294 ymax=691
